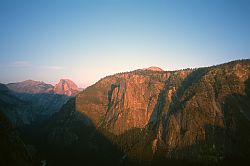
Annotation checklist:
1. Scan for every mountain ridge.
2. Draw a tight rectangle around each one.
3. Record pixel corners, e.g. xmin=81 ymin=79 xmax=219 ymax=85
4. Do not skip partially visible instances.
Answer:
xmin=7 ymin=79 xmax=80 ymax=96
xmin=0 ymin=59 xmax=249 ymax=166
xmin=44 ymin=59 xmax=250 ymax=165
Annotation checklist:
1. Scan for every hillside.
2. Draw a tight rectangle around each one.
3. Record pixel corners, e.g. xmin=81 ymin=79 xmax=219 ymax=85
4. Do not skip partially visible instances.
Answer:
xmin=0 ymin=84 xmax=37 ymax=166
xmin=44 ymin=60 xmax=250 ymax=165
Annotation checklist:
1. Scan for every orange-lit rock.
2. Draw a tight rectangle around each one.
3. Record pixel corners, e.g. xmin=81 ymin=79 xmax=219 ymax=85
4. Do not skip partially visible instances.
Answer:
xmin=54 ymin=79 xmax=79 ymax=96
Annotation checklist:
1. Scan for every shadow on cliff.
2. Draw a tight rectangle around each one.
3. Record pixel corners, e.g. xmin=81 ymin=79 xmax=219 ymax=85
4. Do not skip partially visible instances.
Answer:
xmin=21 ymin=75 xmax=250 ymax=166
xmin=148 ymin=67 xmax=209 ymax=130
xmin=220 ymin=77 xmax=250 ymax=157
xmin=152 ymin=77 xmax=250 ymax=166
xmin=148 ymin=71 xmax=250 ymax=166
xmin=152 ymin=123 xmax=250 ymax=166
xmin=169 ymin=67 xmax=210 ymax=113
xmin=27 ymin=98 xmax=125 ymax=166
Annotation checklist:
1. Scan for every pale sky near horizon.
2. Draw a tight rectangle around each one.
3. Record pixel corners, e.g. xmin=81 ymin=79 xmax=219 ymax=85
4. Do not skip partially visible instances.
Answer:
xmin=0 ymin=0 xmax=249 ymax=88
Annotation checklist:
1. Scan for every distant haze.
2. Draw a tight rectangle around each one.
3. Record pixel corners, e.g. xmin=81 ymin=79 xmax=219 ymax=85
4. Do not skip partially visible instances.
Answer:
xmin=0 ymin=0 xmax=249 ymax=88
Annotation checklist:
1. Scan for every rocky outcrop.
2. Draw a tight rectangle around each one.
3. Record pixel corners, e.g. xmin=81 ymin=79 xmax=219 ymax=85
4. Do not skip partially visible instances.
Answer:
xmin=53 ymin=79 xmax=79 ymax=96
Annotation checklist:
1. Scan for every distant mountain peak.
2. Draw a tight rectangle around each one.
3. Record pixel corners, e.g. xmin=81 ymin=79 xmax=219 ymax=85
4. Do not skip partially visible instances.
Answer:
xmin=54 ymin=79 xmax=79 ymax=96
xmin=7 ymin=80 xmax=54 ymax=94
xmin=142 ymin=66 xmax=164 ymax=71
xmin=6 ymin=79 xmax=79 ymax=96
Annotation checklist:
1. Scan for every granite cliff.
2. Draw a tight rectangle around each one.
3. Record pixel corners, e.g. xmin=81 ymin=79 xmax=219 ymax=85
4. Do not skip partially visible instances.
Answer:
xmin=1 ymin=60 xmax=249 ymax=165
xmin=54 ymin=79 xmax=79 ymax=96
xmin=45 ymin=60 xmax=250 ymax=165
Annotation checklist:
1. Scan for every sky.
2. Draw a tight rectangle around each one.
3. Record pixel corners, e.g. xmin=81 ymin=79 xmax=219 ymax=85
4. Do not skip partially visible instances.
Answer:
xmin=0 ymin=0 xmax=249 ymax=88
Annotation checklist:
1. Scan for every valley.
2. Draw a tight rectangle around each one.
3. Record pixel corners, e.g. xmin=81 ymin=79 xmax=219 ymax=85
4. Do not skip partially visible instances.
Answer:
xmin=1 ymin=60 xmax=250 ymax=165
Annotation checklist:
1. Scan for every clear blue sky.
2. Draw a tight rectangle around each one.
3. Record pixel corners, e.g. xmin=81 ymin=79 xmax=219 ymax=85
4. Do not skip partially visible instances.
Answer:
xmin=0 ymin=0 xmax=249 ymax=87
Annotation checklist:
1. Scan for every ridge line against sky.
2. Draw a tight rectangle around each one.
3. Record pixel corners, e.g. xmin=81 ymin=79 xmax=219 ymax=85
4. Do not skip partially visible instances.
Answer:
xmin=0 ymin=0 xmax=249 ymax=88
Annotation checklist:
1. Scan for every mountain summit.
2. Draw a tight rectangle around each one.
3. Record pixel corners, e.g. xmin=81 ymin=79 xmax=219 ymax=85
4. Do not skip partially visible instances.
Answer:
xmin=54 ymin=79 xmax=79 ymax=96
xmin=143 ymin=66 xmax=164 ymax=71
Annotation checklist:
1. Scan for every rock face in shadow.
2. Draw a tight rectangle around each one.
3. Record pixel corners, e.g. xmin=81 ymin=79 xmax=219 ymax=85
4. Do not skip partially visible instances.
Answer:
xmin=45 ymin=60 xmax=250 ymax=165
xmin=0 ymin=83 xmax=69 ymax=127
xmin=42 ymin=98 xmax=123 ymax=166
xmin=3 ymin=79 xmax=79 ymax=126
xmin=0 ymin=84 xmax=33 ymax=126
xmin=0 ymin=85 xmax=36 ymax=166
xmin=14 ymin=93 xmax=69 ymax=123
xmin=0 ymin=112 xmax=35 ymax=166
xmin=157 ymin=60 xmax=250 ymax=162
